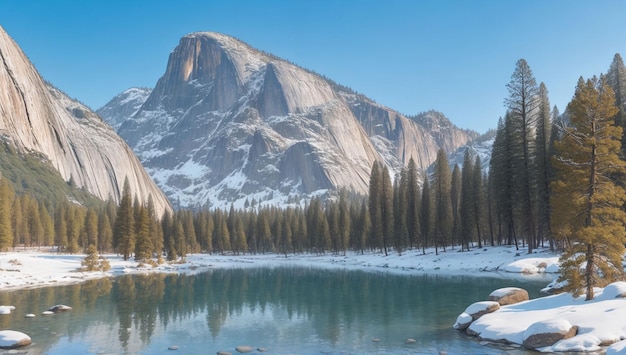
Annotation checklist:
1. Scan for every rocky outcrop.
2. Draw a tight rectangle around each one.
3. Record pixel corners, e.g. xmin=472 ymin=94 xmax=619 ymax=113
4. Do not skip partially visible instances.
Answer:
xmin=522 ymin=319 xmax=578 ymax=350
xmin=488 ymin=287 xmax=529 ymax=306
xmin=0 ymin=26 xmax=171 ymax=216
xmin=96 ymin=87 xmax=151 ymax=130
xmin=102 ymin=32 xmax=476 ymax=208
xmin=0 ymin=330 xmax=31 ymax=349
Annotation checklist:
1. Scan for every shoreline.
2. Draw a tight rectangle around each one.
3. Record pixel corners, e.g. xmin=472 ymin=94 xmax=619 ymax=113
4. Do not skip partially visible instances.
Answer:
xmin=1 ymin=245 xmax=559 ymax=291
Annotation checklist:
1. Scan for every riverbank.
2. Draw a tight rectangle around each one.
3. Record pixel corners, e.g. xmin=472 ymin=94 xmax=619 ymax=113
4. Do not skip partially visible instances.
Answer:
xmin=3 ymin=245 xmax=626 ymax=353
xmin=0 ymin=244 xmax=558 ymax=290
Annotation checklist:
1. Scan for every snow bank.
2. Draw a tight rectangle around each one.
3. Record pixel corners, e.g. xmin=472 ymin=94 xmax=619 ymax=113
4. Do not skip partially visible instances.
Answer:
xmin=463 ymin=282 xmax=626 ymax=353
xmin=0 ymin=245 xmax=559 ymax=291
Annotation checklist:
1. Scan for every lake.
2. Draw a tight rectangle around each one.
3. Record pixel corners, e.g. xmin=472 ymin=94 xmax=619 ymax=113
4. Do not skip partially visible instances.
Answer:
xmin=0 ymin=267 xmax=551 ymax=354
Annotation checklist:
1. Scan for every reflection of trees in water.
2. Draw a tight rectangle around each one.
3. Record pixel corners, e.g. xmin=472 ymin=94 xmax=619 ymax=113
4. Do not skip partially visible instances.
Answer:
xmin=0 ymin=269 xmax=540 ymax=352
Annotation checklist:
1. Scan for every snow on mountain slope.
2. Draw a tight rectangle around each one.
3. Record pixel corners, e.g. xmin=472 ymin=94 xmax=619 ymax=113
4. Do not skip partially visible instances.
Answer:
xmin=100 ymin=32 xmax=477 ymax=209
xmin=96 ymin=87 xmax=152 ymax=130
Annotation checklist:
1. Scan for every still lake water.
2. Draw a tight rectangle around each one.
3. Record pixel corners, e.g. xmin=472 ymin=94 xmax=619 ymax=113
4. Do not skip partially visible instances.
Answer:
xmin=0 ymin=267 xmax=551 ymax=354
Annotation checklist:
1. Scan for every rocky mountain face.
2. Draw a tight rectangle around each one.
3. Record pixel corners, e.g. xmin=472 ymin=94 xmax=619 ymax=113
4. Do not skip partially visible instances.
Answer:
xmin=97 ymin=87 xmax=151 ymax=130
xmin=100 ymin=32 xmax=478 ymax=209
xmin=0 ymin=26 xmax=171 ymax=215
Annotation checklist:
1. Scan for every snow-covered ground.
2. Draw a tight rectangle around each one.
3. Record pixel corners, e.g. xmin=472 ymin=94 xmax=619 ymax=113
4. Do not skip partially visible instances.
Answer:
xmin=0 ymin=245 xmax=557 ymax=290
xmin=0 ymin=245 xmax=625 ymax=353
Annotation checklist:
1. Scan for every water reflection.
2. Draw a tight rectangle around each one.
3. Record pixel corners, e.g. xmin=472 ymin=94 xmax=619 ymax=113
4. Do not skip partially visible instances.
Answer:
xmin=0 ymin=268 xmax=547 ymax=354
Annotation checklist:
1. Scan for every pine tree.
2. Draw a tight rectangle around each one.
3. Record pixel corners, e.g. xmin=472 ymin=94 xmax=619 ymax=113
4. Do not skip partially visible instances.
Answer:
xmin=551 ymin=76 xmax=626 ymax=300
xmin=368 ymin=162 xmax=383 ymax=253
xmin=535 ymin=83 xmax=553 ymax=247
xmin=113 ymin=177 xmax=135 ymax=260
xmin=606 ymin=53 xmax=626 ymax=158
xmin=338 ymin=189 xmax=351 ymax=255
xmin=489 ymin=114 xmax=518 ymax=247
xmin=84 ymin=208 xmax=98 ymax=251
xmin=54 ymin=203 xmax=68 ymax=252
xmin=97 ymin=210 xmax=113 ymax=253
xmin=506 ymin=59 xmax=540 ymax=252
xmin=450 ymin=164 xmax=462 ymax=248
xmin=460 ymin=149 xmax=475 ymax=251
xmin=472 ymin=156 xmax=485 ymax=248
xmin=420 ymin=177 xmax=432 ymax=253
xmin=0 ymin=178 xmax=14 ymax=250
xmin=406 ymin=158 xmax=421 ymax=250
xmin=11 ymin=196 xmax=24 ymax=248
xmin=433 ymin=149 xmax=452 ymax=254
xmin=134 ymin=206 xmax=153 ymax=261
xmin=380 ymin=165 xmax=394 ymax=256
xmin=393 ymin=170 xmax=408 ymax=255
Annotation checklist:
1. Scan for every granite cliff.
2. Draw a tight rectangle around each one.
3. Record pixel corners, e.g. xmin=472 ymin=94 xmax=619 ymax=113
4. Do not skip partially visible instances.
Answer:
xmin=100 ymin=32 xmax=478 ymax=208
xmin=0 ymin=26 xmax=171 ymax=215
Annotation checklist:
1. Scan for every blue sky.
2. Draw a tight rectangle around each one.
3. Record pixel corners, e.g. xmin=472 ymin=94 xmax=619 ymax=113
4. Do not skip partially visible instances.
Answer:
xmin=1 ymin=0 xmax=625 ymax=133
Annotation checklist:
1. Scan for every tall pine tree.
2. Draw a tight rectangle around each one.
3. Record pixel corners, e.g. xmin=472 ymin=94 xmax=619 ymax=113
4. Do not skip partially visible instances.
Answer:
xmin=551 ymin=76 xmax=626 ymax=300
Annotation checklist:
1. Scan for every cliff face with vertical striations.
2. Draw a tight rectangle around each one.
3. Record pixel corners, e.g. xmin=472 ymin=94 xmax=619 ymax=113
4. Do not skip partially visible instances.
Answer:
xmin=100 ymin=32 xmax=478 ymax=209
xmin=0 ymin=25 xmax=171 ymax=215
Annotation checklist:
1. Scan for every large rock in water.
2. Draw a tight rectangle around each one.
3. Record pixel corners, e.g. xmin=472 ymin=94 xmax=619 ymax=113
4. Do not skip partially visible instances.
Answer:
xmin=522 ymin=319 xmax=578 ymax=350
xmin=0 ymin=330 xmax=31 ymax=349
xmin=0 ymin=25 xmax=171 ymax=216
xmin=99 ymin=32 xmax=478 ymax=208
xmin=488 ymin=287 xmax=529 ymax=306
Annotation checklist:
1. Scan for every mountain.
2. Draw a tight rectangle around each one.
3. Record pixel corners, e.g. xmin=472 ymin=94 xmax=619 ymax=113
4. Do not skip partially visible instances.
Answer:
xmin=100 ymin=32 xmax=478 ymax=209
xmin=97 ymin=87 xmax=152 ymax=130
xmin=447 ymin=129 xmax=495 ymax=173
xmin=0 ymin=26 xmax=171 ymax=215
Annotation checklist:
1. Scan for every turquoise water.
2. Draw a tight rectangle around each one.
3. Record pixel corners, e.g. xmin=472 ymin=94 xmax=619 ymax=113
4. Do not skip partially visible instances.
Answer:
xmin=0 ymin=267 xmax=550 ymax=354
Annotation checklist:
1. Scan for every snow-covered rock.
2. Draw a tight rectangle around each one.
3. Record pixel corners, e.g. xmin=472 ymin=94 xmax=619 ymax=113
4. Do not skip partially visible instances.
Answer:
xmin=522 ymin=319 xmax=577 ymax=350
xmin=0 ymin=330 xmax=31 ymax=349
xmin=464 ymin=301 xmax=500 ymax=320
xmin=453 ymin=312 xmax=473 ymax=330
xmin=488 ymin=287 xmax=529 ymax=306
xmin=0 ymin=305 xmax=14 ymax=315
xmin=597 ymin=281 xmax=626 ymax=300
xmin=100 ymin=32 xmax=477 ymax=208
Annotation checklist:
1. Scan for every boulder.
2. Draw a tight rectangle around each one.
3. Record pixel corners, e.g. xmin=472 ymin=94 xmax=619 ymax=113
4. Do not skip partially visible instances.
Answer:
xmin=464 ymin=301 xmax=500 ymax=320
xmin=453 ymin=312 xmax=474 ymax=330
xmin=488 ymin=287 xmax=529 ymax=306
xmin=522 ymin=319 xmax=578 ymax=350
xmin=48 ymin=304 xmax=72 ymax=313
xmin=235 ymin=345 xmax=254 ymax=353
xmin=217 ymin=352 xmax=232 ymax=355
xmin=600 ymin=282 xmax=626 ymax=299
xmin=0 ymin=330 xmax=32 ymax=349
xmin=0 ymin=306 xmax=14 ymax=315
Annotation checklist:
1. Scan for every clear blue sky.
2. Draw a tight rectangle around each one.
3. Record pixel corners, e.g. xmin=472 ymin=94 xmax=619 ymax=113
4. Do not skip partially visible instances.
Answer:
xmin=1 ymin=0 xmax=625 ymax=133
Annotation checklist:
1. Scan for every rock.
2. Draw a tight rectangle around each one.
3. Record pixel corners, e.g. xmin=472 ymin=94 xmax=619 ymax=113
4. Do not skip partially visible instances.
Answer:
xmin=371 ymin=338 xmax=380 ymax=342
xmin=48 ymin=305 xmax=72 ymax=313
xmin=168 ymin=345 xmax=179 ymax=350
xmin=0 ymin=330 xmax=32 ymax=349
xmin=235 ymin=345 xmax=253 ymax=353
xmin=488 ymin=287 xmax=529 ymax=306
xmin=42 ymin=311 xmax=54 ymax=315
xmin=0 ymin=306 xmax=13 ymax=315
xmin=257 ymin=348 xmax=268 ymax=352
xmin=522 ymin=319 xmax=578 ymax=350
xmin=0 ymin=26 xmax=171 ymax=217
xmin=453 ymin=312 xmax=473 ymax=330
xmin=599 ymin=282 xmax=626 ymax=299
xmin=217 ymin=352 xmax=232 ymax=355
xmin=405 ymin=338 xmax=416 ymax=344
xmin=464 ymin=301 xmax=500 ymax=320
xmin=25 ymin=314 xmax=36 ymax=318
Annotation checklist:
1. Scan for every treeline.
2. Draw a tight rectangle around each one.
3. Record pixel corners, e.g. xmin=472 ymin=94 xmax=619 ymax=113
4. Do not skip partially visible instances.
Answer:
xmin=2 ymin=54 xmax=626 ymax=289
